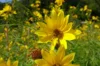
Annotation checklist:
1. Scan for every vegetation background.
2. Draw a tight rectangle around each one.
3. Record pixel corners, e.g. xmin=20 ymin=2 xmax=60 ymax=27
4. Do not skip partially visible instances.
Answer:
xmin=0 ymin=0 xmax=100 ymax=66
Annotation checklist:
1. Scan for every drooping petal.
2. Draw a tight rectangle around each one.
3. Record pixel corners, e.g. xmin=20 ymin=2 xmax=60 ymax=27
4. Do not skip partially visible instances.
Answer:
xmin=41 ymin=49 xmax=55 ymax=65
xmin=7 ymin=59 xmax=10 ymax=66
xmin=12 ymin=61 xmax=18 ymax=66
xmin=35 ymin=59 xmax=51 ymax=66
xmin=61 ymin=53 xmax=75 ymax=65
xmin=60 ymin=39 xmax=67 ymax=49
xmin=50 ymin=38 xmax=58 ymax=50
xmin=56 ymin=46 xmax=65 ymax=63
xmin=63 ymin=33 xmax=76 ymax=40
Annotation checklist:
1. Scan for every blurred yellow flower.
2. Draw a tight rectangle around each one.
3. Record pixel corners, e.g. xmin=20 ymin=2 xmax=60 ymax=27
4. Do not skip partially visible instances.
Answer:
xmin=8 ymin=41 xmax=13 ymax=50
xmin=0 ymin=58 xmax=18 ymax=66
xmin=35 ymin=0 xmax=41 ymax=4
xmin=84 ymin=5 xmax=88 ymax=11
xmin=80 ymin=25 xmax=88 ymax=31
xmin=80 ymin=8 xmax=83 ymax=11
xmin=78 ymin=32 xmax=87 ymax=40
xmin=12 ymin=11 xmax=17 ymax=14
xmin=94 ymin=24 xmax=99 ymax=28
xmin=35 ymin=46 xmax=79 ymax=66
xmin=20 ymin=45 xmax=28 ymax=50
xmin=74 ymin=29 xmax=82 ymax=35
xmin=35 ymin=3 xmax=40 ymax=7
xmin=97 ymin=35 xmax=100 ymax=40
xmin=55 ymin=0 xmax=64 ymax=6
xmin=87 ymin=9 xmax=92 ymax=12
xmin=25 ymin=21 xmax=30 ymax=25
xmin=33 ymin=11 xmax=42 ymax=18
xmin=70 ymin=6 xmax=76 ymax=9
xmin=73 ymin=14 xmax=78 ymax=19
xmin=0 ymin=4 xmax=17 ymax=20
xmin=92 ymin=16 xmax=98 ymax=21
xmin=3 ymin=4 xmax=12 ymax=12
xmin=43 ymin=9 xmax=49 ymax=15
xmin=1 ymin=13 xmax=9 ymax=20
xmin=30 ymin=4 xmax=35 ymax=7
xmin=35 ymin=8 xmax=76 ymax=50
xmin=0 ymin=58 xmax=3 ymax=62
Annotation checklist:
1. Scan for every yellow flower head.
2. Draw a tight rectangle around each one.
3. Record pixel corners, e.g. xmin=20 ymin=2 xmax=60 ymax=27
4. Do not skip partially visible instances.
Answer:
xmin=3 ymin=4 xmax=12 ymax=12
xmin=0 ymin=4 xmax=16 ymax=20
xmin=33 ymin=11 xmax=42 ymax=18
xmin=35 ymin=46 xmax=79 ymax=66
xmin=74 ymin=29 xmax=82 ymax=35
xmin=55 ymin=0 xmax=64 ymax=6
xmin=30 ymin=4 xmax=35 ymax=7
xmin=80 ymin=25 xmax=88 ymax=31
xmin=94 ymin=24 xmax=99 ymax=28
xmin=0 ymin=58 xmax=18 ymax=66
xmin=35 ymin=8 xmax=76 ymax=50
xmin=92 ymin=16 xmax=98 ymax=21
xmin=43 ymin=9 xmax=49 ymax=15
xmin=83 ymin=5 xmax=88 ymax=11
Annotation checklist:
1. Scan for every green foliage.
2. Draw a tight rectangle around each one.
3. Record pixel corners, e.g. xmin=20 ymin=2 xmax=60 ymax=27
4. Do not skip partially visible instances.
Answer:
xmin=0 ymin=0 xmax=100 ymax=66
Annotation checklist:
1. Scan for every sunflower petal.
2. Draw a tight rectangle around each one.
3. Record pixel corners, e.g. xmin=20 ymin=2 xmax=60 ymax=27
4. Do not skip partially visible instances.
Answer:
xmin=35 ymin=31 xmax=47 ymax=36
xmin=37 ymin=22 xmax=46 ymax=28
xmin=12 ymin=61 xmax=18 ymax=66
xmin=60 ymin=39 xmax=67 ymax=49
xmin=50 ymin=8 xmax=57 ymax=20
xmin=62 ymin=22 xmax=73 ymax=32
xmin=39 ymin=35 xmax=53 ymax=43
xmin=61 ymin=53 xmax=75 ymax=65
xmin=35 ymin=59 xmax=50 ymax=66
xmin=63 ymin=33 xmax=76 ymax=40
xmin=56 ymin=10 xmax=64 ymax=28
xmin=60 ymin=15 xmax=69 ymax=30
xmin=7 ymin=59 xmax=10 ymax=66
xmin=41 ymin=49 xmax=55 ymax=65
xmin=56 ymin=46 xmax=65 ymax=63
xmin=50 ymin=38 xmax=58 ymax=50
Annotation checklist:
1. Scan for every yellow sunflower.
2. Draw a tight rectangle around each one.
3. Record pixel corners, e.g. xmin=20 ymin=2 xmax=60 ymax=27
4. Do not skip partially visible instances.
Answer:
xmin=35 ymin=46 xmax=80 ymax=66
xmin=0 ymin=58 xmax=18 ymax=66
xmin=35 ymin=8 xmax=76 ymax=50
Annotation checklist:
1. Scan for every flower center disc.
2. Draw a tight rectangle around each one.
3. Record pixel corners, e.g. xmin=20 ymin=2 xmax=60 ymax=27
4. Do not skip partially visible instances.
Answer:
xmin=54 ymin=29 xmax=63 ymax=39
xmin=53 ymin=64 xmax=61 ymax=66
